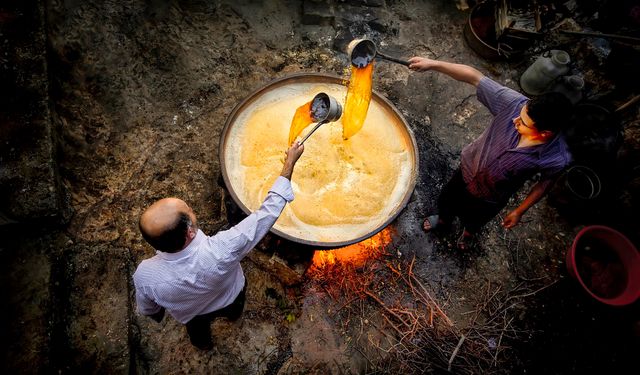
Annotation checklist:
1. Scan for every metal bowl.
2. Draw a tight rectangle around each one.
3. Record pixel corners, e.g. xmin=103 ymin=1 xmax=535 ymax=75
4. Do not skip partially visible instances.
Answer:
xmin=219 ymin=73 xmax=418 ymax=247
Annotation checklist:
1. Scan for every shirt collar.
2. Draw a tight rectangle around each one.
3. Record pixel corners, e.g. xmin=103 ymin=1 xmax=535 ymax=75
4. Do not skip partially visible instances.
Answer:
xmin=155 ymin=229 xmax=205 ymax=261
xmin=510 ymin=132 xmax=563 ymax=157
xmin=538 ymin=133 xmax=564 ymax=157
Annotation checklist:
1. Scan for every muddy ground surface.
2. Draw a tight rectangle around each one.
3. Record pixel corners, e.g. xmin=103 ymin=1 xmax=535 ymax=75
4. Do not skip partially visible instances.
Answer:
xmin=2 ymin=0 xmax=639 ymax=374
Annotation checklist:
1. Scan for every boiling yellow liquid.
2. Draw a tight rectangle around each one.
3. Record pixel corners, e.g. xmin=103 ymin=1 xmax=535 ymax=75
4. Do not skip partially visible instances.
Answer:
xmin=288 ymin=100 xmax=313 ymax=145
xmin=342 ymin=63 xmax=373 ymax=139
xmin=226 ymin=84 xmax=412 ymax=243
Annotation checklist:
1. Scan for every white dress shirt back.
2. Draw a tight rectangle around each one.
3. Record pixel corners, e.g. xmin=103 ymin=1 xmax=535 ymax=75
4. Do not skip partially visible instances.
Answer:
xmin=133 ymin=176 xmax=294 ymax=324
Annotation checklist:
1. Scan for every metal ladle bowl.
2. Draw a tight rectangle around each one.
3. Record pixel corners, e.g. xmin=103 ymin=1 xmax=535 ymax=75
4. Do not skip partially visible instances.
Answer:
xmin=311 ymin=92 xmax=342 ymax=123
xmin=299 ymin=92 xmax=342 ymax=145
xmin=347 ymin=38 xmax=410 ymax=68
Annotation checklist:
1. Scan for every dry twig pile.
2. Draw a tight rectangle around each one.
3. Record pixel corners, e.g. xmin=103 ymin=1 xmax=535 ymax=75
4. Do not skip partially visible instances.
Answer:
xmin=307 ymin=240 xmax=550 ymax=374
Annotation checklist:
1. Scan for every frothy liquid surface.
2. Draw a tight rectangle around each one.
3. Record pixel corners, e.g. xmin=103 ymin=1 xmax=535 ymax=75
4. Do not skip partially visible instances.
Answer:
xmin=225 ymin=82 xmax=414 ymax=244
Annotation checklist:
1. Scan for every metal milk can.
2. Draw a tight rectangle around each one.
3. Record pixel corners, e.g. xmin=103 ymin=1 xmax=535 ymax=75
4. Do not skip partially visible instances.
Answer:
xmin=551 ymin=75 xmax=584 ymax=104
xmin=520 ymin=50 xmax=571 ymax=96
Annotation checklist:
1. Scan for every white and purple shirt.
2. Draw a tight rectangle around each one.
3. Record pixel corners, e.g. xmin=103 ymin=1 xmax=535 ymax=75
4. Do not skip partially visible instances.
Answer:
xmin=133 ymin=176 xmax=294 ymax=324
xmin=460 ymin=77 xmax=571 ymax=203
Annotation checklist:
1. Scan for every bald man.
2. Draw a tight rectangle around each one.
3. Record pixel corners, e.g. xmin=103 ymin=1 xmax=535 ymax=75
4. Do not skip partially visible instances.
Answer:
xmin=133 ymin=142 xmax=304 ymax=350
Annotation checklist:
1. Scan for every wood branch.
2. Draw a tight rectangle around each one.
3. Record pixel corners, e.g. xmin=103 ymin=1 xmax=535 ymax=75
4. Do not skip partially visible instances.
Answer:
xmin=493 ymin=315 xmax=514 ymax=366
xmin=429 ymin=307 xmax=433 ymax=327
xmin=503 ymin=280 xmax=558 ymax=304
xmin=409 ymin=274 xmax=454 ymax=326
xmin=383 ymin=314 xmax=405 ymax=336
xmin=364 ymin=290 xmax=411 ymax=328
xmin=495 ymin=0 xmax=510 ymax=38
xmin=448 ymin=334 xmax=466 ymax=372
xmin=408 ymin=255 xmax=417 ymax=291
xmin=559 ymin=30 xmax=640 ymax=43
xmin=247 ymin=251 xmax=303 ymax=286
xmin=615 ymin=94 xmax=640 ymax=113
xmin=337 ymin=296 xmax=360 ymax=312
xmin=387 ymin=260 xmax=453 ymax=327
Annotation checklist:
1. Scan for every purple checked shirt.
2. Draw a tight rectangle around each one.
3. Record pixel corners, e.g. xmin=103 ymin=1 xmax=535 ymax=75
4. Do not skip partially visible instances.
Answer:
xmin=133 ymin=176 xmax=294 ymax=324
xmin=460 ymin=77 xmax=571 ymax=203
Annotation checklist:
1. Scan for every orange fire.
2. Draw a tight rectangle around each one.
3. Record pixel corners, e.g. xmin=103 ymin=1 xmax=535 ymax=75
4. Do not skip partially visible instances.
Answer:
xmin=342 ymin=62 xmax=374 ymax=139
xmin=309 ymin=226 xmax=394 ymax=272
xmin=288 ymin=100 xmax=313 ymax=145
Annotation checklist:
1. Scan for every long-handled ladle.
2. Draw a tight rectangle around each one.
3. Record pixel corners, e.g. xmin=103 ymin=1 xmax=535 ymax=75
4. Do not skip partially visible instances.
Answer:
xmin=347 ymin=38 xmax=410 ymax=68
xmin=299 ymin=93 xmax=343 ymax=145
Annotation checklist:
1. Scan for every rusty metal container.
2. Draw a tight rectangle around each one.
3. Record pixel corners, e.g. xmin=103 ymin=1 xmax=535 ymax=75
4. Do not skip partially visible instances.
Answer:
xmin=463 ymin=2 xmax=529 ymax=60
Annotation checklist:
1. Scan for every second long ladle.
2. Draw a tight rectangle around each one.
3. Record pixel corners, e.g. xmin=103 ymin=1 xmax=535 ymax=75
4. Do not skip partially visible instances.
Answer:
xmin=299 ymin=93 xmax=343 ymax=145
xmin=348 ymin=38 xmax=410 ymax=68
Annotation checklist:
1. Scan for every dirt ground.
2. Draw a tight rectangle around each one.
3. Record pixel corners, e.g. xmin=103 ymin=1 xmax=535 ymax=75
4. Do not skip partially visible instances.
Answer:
xmin=2 ymin=0 xmax=639 ymax=374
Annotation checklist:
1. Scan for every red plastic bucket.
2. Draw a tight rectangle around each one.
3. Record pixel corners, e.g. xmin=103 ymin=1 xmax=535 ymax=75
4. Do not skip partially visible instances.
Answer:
xmin=566 ymin=225 xmax=640 ymax=306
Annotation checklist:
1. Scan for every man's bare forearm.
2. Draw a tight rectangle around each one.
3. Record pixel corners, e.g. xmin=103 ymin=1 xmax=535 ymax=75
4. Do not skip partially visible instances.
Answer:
xmin=430 ymin=60 xmax=484 ymax=86
xmin=514 ymin=180 xmax=551 ymax=216
xmin=280 ymin=141 xmax=304 ymax=180
xmin=502 ymin=180 xmax=551 ymax=228
xmin=280 ymin=161 xmax=295 ymax=180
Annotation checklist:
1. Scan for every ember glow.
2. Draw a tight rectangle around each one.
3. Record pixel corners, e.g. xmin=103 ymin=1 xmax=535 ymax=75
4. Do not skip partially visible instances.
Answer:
xmin=309 ymin=226 xmax=394 ymax=271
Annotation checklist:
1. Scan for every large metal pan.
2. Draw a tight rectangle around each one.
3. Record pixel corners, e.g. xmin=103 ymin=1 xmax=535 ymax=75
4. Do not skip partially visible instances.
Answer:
xmin=219 ymin=73 xmax=418 ymax=247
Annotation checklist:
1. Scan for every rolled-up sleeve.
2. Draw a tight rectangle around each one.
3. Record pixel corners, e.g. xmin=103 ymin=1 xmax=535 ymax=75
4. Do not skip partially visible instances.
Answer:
xmin=477 ymin=77 xmax=528 ymax=116
xmin=214 ymin=176 xmax=294 ymax=260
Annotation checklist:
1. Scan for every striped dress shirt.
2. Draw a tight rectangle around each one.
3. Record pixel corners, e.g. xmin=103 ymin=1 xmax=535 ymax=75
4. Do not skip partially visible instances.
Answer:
xmin=133 ymin=176 xmax=294 ymax=324
xmin=461 ymin=77 xmax=571 ymax=203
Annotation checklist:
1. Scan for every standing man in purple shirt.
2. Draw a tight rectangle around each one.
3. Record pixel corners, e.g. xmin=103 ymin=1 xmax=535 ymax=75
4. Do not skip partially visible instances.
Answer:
xmin=133 ymin=142 xmax=304 ymax=350
xmin=408 ymin=57 xmax=572 ymax=250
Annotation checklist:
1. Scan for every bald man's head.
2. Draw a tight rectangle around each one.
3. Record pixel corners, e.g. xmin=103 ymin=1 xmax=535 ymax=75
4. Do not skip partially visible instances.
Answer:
xmin=139 ymin=198 xmax=197 ymax=253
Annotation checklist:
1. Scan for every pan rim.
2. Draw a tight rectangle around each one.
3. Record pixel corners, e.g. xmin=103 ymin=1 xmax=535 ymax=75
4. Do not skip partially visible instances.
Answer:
xmin=218 ymin=72 xmax=419 ymax=248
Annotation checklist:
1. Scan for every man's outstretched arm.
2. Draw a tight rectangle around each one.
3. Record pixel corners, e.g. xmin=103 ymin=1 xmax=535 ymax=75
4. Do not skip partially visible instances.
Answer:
xmin=212 ymin=142 xmax=305 ymax=259
xmin=408 ymin=57 xmax=484 ymax=87
xmin=279 ymin=141 xmax=304 ymax=180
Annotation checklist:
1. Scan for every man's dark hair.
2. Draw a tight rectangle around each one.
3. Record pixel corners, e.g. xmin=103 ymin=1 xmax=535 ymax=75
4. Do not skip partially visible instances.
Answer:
xmin=527 ymin=92 xmax=573 ymax=133
xmin=140 ymin=212 xmax=191 ymax=253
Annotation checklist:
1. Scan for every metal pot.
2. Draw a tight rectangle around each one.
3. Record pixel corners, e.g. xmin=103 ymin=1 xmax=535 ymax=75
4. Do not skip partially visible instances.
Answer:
xmin=346 ymin=38 xmax=410 ymax=68
xmin=463 ymin=2 xmax=528 ymax=60
xmin=219 ymin=73 xmax=419 ymax=247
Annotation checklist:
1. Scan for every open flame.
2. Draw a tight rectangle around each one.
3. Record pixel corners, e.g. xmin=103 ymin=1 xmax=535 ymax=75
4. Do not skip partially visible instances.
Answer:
xmin=309 ymin=226 xmax=394 ymax=272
